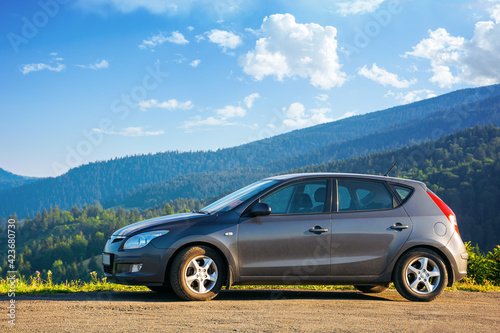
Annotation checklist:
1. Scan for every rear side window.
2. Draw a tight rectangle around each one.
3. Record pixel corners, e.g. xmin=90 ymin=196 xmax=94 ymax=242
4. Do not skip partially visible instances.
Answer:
xmin=391 ymin=185 xmax=414 ymax=203
xmin=337 ymin=179 xmax=394 ymax=212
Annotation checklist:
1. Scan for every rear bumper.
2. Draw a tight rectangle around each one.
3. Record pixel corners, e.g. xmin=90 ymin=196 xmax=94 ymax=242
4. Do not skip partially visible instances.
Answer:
xmin=444 ymin=232 xmax=468 ymax=284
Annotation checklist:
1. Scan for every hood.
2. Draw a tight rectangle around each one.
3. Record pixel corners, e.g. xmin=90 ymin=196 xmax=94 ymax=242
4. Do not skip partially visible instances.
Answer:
xmin=113 ymin=212 xmax=210 ymax=236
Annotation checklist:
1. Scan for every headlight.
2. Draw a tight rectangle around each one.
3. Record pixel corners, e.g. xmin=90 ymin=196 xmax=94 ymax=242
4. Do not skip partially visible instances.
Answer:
xmin=123 ymin=230 xmax=169 ymax=250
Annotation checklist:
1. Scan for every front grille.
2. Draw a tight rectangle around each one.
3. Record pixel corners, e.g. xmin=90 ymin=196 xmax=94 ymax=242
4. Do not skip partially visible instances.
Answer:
xmin=103 ymin=265 xmax=113 ymax=274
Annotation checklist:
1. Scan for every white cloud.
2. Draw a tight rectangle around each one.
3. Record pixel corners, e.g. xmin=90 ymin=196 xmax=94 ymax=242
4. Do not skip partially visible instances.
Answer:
xmin=187 ymin=26 xmax=195 ymax=31
xmin=315 ymin=94 xmax=329 ymax=102
xmin=406 ymin=6 xmax=500 ymax=87
xmin=77 ymin=59 xmax=109 ymax=70
xmin=93 ymin=127 xmax=164 ymax=136
xmin=216 ymin=105 xmax=246 ymax=118
xmin=282 ymin=102 xmax=334 ymax=128
xmin=139 ymin=31 xmax=188 ymax=50
xmin=358 ymin=63 xmax=416 ymax=88
xmin=190 ymin=59 xmax=201 ymax=67
xmin=245 ymin=27 xmax=261 ymax=37
xmin=429 ymin=65 xmax=459 ymax=87
xmin=139 ymin=33 xmax=168 ymax=49
xmin=167 ymin=31 xmax=189 ymax=44
xmin=207 ymin=29 xmax=242 ymax=52
xmin=241 ymin=13 xmax=346 ymax=90
xmin=138 ymin=99 xmax=193 ymax=111
xmin=244 ymin=93 xmax=260 ymax=108
xmin=181 ymin=116 xmax=238 ymax=129
xmin=489 ymin=4 xmax=500 ymax=24
xmin=385 ymin=89 xmax=437 ymax=104
xmin=337 ymin=0 xmax=386 ymax=15
xmin=21 ymin=63 xmax=66 ymax=75
xmin=286 ymin=102 xmax=306 ymax=119
xmin=181 ymin=94 xmax=255 ymax=130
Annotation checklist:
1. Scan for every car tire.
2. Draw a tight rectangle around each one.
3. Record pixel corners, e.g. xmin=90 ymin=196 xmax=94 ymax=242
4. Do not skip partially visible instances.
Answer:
xmin=354 ymin=283 xmax=390 ymax=294
xmin=148 ymin=285 xmax=172 ymax=293
xmin=170 ymin=246 xmax=224 ymax=301
xmin=393 ymin=248 xmax=448 ymax=302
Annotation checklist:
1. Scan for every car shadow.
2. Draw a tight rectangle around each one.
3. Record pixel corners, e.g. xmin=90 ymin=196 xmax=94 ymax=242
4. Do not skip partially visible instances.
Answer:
xmin=218 ymin=289 xmax=397 ymax=302
xmin=8 ymin=289 xmax=399 ymax=303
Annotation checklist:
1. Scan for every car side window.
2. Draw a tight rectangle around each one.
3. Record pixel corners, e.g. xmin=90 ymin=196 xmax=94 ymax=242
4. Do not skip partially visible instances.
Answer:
xmin=338 ymin=186 xmax=352 ymax=211
xmin=392 ymin=185 xmax=414 ymax=203
xmin=337 ymin=180 xmax=394 ymax=212
xmin=261 ymin=180 xmax=328 ymax=214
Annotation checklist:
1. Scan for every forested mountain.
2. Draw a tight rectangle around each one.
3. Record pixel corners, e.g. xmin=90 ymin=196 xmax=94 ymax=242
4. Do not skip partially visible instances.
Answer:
xmin=0 ymin=168 xmax=38 ymax=191
xmin=294 ymin=125 xmax=500 ymax=252
xmin=120 ymin=126 xmax=500 ymax=252
xmin=118 ymin=94 xmax=500 ymax=209
xmin=0 ymin=199 xmax=205 ymax=283
xmin=1 ymin=126 xmax=498 ymax=283
xmin=1 ymin=84 xmax=499 ymax=218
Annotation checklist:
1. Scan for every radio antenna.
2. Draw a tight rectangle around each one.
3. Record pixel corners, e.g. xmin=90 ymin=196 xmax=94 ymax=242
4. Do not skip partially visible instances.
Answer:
xmin=384 ymin=163 xmax=397 ymax=177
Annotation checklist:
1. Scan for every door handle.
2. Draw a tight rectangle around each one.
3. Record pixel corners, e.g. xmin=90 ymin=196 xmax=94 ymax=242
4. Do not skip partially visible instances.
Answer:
xmin=390 ymin=223 xmax=409 ymax=231
xmin=309 ymin=226 xmax=329 ymax=234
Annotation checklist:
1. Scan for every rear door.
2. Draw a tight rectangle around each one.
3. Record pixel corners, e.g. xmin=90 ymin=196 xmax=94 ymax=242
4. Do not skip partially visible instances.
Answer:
xmin=238 ymin=179 xmax=332 ymax=279
xmin=331 ymin=178 xmax=413 ymax=276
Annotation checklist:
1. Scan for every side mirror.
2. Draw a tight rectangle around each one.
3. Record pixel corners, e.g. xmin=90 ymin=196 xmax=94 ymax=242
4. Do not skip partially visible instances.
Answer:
xmin=249 ymin=202 xmax=271 ymax=217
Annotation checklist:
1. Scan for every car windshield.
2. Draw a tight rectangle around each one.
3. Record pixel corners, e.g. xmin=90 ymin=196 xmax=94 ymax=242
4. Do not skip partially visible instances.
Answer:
xmin=200 ymin=179 xmax=278 ymax=214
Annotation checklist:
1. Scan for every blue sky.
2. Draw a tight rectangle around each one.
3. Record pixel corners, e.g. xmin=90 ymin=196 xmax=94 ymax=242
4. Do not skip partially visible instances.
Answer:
xmin=1 ymin=0 xmax=499 ymax=177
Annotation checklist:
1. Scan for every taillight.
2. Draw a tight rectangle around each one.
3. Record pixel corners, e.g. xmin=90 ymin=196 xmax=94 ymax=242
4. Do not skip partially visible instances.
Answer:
xmin=427 ymin=190 xmax=459 ymax=235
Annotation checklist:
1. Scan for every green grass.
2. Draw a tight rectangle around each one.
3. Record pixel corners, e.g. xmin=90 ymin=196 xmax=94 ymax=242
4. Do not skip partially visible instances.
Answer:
xmin=1 ymin=272 xmax=498 ymax=296
xmin=0 ymin=271 xmax=148 ymax=295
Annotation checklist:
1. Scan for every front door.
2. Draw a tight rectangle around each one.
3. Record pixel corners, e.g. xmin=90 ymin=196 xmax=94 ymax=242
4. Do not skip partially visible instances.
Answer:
xmin=238 ymin=179 xmax=331 ymax=280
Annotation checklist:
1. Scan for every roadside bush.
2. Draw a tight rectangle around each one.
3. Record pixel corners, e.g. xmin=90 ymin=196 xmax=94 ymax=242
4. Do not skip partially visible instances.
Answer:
xmin=465 ymin=242 xmax=500 ymax=285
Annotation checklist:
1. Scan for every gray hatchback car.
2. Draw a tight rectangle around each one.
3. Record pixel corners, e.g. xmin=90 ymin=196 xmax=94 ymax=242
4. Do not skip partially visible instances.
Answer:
xmin=103 ymin=173 xmax=468 ymax=302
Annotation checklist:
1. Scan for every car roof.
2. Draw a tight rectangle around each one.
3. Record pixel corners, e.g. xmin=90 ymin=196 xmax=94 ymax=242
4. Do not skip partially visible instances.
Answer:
xmin=265 ymin=173 xmax=427 ymax=190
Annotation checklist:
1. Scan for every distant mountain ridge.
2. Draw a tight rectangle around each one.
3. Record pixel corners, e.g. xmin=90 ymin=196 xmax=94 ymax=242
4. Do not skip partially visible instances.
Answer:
xmin=1 ymin=125 xmax=496 ymax=287
xmin=0 ymin=168 xmax=38 ymax=191
xmin=1 ymin=83 xmax=500 ymax=218
xmin=120 ymin=96 xmax=500 ymax=210
xmin=126 ymin=125 xmax=500 ymax=251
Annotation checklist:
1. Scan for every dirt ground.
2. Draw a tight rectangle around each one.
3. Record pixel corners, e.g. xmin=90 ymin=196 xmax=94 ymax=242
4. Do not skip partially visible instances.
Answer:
xmin=2 ymin=289 xmax=499 ymax=332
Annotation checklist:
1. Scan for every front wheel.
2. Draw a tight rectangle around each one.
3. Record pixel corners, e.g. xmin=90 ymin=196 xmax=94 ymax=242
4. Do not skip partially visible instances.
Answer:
xmin=393 ymin=248 xmax=448 ymax=302
xmin=170 ymin=246 xmax=225 ymax=301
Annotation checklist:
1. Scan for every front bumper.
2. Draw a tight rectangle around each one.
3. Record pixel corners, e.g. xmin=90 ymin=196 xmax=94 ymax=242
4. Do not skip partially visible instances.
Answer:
xmin=102 ymin=236 xmax=173 ymax=286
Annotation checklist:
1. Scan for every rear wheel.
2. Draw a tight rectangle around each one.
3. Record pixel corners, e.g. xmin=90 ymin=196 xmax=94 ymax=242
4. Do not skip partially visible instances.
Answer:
xmin=354 ymin=283 xmax=390 ymax=294
xmin=170 ymin=246 xmax=224 ymax=301
xmin=393 ymin=248 xmax=447 ymax=302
